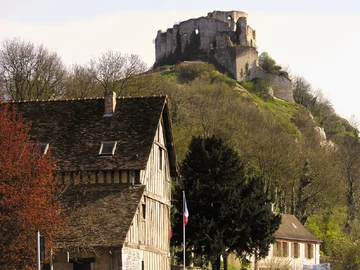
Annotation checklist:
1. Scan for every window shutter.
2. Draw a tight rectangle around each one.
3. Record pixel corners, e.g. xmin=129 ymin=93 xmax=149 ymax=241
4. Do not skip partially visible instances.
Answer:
xmin=276 ymin=241 xmax=282 ymax=257
xmin=294 ymin=243 xmax=300 ymax=258
xmin=273 ymin=242 xmax=277 ymax=256
xmin=309 ymin=244 xmax=313 ymax=259
xmin=282 ymin=242 xmax=288 ymax=257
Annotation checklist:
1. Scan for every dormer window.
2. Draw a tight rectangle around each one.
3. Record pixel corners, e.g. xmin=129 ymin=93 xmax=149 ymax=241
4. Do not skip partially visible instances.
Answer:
xmin=99 ymin=141 xmax=117 ymax=156
xmin=40 ymin=143 xmax=49 ymax=155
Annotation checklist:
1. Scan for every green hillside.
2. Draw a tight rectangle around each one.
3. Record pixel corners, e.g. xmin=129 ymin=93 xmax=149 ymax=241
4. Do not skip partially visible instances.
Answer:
xmin=119 ymin=62 xmax=360 ymax=268
xmin=1 ymin=35 xmax=359 ymax=267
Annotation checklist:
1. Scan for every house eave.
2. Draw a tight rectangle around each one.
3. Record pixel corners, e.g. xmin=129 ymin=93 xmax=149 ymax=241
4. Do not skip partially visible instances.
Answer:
xmin=275 ymin=236 xmax=322 ymax=243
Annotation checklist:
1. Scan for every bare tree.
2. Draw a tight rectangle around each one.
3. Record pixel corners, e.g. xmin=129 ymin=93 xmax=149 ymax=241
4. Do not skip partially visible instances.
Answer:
xmin=90 ymin=50 xmax=147 ymax=94
xmin=335 ymin=133 xmax=360 ymax=231
xmin=349 ymin=114 xmax=359 ymax=130
xmin=64 ymin=64 xmax=102 ymax=98
xmin=0 ymin=38 xmax=67 ymax=101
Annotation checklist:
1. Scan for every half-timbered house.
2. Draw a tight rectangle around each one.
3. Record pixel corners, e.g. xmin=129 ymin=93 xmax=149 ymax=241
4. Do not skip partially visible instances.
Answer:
xmin=11 ymin=93 xmax=178 ymax=270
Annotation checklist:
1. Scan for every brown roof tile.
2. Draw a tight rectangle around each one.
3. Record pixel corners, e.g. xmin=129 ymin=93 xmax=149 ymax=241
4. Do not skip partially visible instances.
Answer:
xmin=10 ymin=96 xmax=174 ymax=172
xmin=275 ymin=214 xmax=321 ymax=243
xmin=57 ymin=184 xmax=145 ymax=249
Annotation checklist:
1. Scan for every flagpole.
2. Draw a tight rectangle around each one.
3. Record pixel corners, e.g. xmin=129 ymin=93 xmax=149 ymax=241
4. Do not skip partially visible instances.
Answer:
xmin=183 ymin=190 xmax=186 ymax=270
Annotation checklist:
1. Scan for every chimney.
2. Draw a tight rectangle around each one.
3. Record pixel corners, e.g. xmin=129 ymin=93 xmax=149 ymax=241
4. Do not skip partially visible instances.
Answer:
xmin=104 ymin=91 xmax=116 ymax=116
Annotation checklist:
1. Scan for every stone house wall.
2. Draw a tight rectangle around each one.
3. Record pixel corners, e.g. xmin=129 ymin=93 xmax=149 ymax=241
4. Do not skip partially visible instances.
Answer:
xmin=122 ymin=247 xmax=142 ymax=270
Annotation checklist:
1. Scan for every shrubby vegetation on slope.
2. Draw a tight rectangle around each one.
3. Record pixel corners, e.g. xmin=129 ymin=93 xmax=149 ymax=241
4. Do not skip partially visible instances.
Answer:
xmin=171 ymin=136 xmax=281 ymax=270
xmin=2 ymin=38 xmax=360 ymax=269
xmin=122 ymin=62 xmax=359 ymax=269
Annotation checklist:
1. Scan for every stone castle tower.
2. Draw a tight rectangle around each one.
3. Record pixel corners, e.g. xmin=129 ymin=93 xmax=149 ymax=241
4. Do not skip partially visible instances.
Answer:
xmin=155 ymin=10 xmax=293 ymax=102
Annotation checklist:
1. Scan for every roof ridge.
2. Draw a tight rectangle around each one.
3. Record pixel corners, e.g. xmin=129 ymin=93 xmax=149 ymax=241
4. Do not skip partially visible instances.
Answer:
xmin=6 ymin=95 xmax=167 ymax=104
xmin=116 ymin=95 xmax=167 ymax=100
xmin=7 ymin=97 xmax=102 ymax=103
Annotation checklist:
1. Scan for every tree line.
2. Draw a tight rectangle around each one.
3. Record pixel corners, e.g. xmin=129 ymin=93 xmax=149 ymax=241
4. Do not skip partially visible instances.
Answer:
xmin=0 ymin=38 xmax=147 ymax=101
xmin=2 ymin=38 xmax=360 ymax=268
xmin=114 ymin=61 xmax=360 ymax=269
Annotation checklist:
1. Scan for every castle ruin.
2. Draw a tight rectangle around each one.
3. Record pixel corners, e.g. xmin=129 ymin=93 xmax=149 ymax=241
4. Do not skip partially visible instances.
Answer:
xmin=155 ymin=10 xmax=293 ymax=102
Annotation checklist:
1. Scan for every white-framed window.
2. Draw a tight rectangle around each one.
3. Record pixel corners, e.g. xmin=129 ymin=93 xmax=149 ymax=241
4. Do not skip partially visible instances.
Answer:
xmin=40 ymin=143 xmax=49 ymax=155
xmin=273 ymin=241 xmax=289 ymax=257
xmin=291 ymin=242 xmax=300 ymax=258
xmin=305 ymin=243 xmax=314 ymax=259
xmin=99 ymin=141 xmax=117 ymax=156
xmin=159 ymin=147 xmax=163 ymax=171
xmin=142 ymin=202 xmax=146 ymax=220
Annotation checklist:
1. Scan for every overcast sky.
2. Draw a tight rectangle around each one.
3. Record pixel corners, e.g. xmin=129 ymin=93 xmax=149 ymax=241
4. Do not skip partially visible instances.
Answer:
xmin=1 ymin=0 xmax=360 ymax=123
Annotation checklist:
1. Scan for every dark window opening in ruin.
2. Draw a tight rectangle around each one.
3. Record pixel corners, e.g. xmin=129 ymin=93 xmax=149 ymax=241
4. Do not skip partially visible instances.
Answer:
xmin=250 ymin=39 xmax=253 ymax=47
xmin=182 ymin=29 xmax=201 ymax=61
xmin=235 ymin=26 xmax=241 ymax=44
xmin=210 ymin=41 xmax=217 ymax=50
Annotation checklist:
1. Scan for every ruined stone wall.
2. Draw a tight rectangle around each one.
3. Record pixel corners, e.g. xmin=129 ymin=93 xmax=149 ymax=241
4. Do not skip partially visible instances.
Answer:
xmin=154 ymin=10 xmax=293 ymax=103
xmin=247 ymin=25 xmax=256 ymax=48
xmin=178 ymin=17 xmax=231 ymax=53
xmin=155 ymin=10 xmax=255 ymax=65
xmin=207 ymin=10 xmax=248 ymax=31
xmin=268 ymin=74 xmax=293 ymax=102
xmin=155 ymin=25 xmax=179 ymax=64
xmin=250 ymin=68 xmax=293 ymax=102
xmin=236 ymin=17 xmax=256 ymax=47
xmin=212 ymin=46 xmax=257 ymax=81
xmin=155 ymin=17 xmax=231 ymax=64
xmin=212 ymin=46 xmax=237 ymax=78
xmin=234 ymin=46 xmax=259 ymax=81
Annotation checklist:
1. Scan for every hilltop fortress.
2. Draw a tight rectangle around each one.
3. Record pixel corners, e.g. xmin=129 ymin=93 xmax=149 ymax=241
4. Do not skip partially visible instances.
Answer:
xmin=155 ymin=10 xmax=293 ymax=102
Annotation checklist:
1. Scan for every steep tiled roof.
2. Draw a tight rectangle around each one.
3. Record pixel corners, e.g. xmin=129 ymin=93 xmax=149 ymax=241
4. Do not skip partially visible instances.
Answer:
xmin=57 ymin=184 xmax=145 ymax=249
xmin=275 ymin=214 xmax=321 ymax=243
xmin=10 ymin=96 xmax=176 ymax=173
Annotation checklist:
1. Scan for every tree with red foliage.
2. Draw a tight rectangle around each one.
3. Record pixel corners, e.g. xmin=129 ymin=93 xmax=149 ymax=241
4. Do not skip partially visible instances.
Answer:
xmin=0 ymin=104 xmax=63 ymax=269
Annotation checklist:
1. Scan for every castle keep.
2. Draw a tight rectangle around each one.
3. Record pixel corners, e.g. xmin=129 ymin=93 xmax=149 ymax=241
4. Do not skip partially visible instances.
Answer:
xmin=155 ymin=10 xmax=293 ymax=102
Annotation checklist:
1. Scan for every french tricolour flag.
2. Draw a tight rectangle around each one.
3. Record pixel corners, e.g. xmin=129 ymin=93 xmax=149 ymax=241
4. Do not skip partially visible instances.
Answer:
xmin=183 ymin=193 xmax=189 ymax=226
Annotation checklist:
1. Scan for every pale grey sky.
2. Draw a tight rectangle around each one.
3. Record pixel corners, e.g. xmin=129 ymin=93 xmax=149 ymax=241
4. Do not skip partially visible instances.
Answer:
xmin=1 ymin=0 xmax=360 ymax=123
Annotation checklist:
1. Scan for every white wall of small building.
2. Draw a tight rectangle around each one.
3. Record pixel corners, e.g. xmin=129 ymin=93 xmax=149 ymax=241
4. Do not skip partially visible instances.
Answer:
xmin=256 ymin=240 xmax=321 ymax=270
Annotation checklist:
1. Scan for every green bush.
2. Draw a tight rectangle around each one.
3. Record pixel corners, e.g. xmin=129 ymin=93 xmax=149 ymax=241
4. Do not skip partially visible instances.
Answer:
xmin=174 ymin=62 xmax=215 ymax=83
xmin=259 ymin=52 xmax=289 ymax=78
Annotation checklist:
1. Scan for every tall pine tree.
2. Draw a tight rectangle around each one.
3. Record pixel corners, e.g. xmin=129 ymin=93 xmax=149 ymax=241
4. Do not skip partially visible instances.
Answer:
xmin=172 ymin=136 xmax=280 ymax=270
